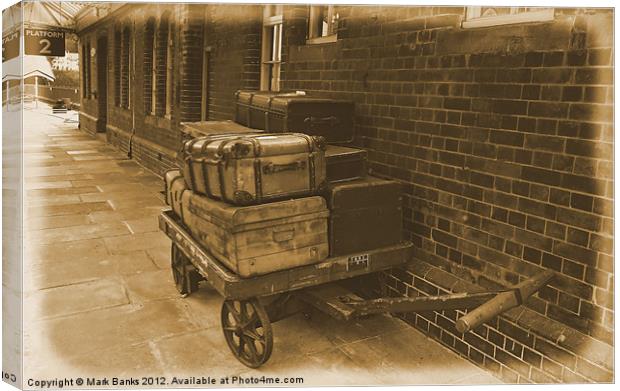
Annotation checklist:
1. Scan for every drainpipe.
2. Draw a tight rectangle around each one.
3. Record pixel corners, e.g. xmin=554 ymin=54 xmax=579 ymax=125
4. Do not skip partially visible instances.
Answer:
xmin=128 ymin=19 xmax=136 ymax=159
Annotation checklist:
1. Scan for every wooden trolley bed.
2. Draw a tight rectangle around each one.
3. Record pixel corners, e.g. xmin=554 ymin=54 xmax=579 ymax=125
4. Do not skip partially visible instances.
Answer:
xmin=159 ymin=209 xmax=555 ymax=369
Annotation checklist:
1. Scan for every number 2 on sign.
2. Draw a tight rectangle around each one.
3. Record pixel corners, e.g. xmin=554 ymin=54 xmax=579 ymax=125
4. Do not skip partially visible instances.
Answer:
xmin=39 ymin=38 xmax=52 ymax=54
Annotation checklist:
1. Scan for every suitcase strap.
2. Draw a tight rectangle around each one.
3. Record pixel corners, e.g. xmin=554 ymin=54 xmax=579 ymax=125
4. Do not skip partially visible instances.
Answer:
xmin=308 ymin=153 xmax=316 ymax=190
xmin=246 ymin=93 xmax=255 ymax=128
xmin=265 ymin=96 xmax=274 ymax=132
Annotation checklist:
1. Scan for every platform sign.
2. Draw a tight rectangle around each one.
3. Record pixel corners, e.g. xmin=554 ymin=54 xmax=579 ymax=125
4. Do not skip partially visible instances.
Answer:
xmin=2 ymin=31 xmax=20 ymax=62
xmin=24 ymin=28 xmax=65 ymax=57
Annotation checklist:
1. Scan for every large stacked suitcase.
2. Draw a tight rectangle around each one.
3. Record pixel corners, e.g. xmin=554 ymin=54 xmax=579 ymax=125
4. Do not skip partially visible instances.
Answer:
xmin=325 ymin=177 xmax=403 ymax=257
xmin=325 ymin=145 xmax=367 ymax=183
xmin=180 ymin=191 xmax=329 ymax=278
xmin=235 ymin=91 xmax=355 ymax=145
xmin=182 ymin=133 xmax=327 ymax=205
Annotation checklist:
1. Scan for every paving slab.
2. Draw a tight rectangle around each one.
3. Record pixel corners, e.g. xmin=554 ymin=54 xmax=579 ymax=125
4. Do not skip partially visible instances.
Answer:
xmin=146 ymin=245 xmax=173 ymax=269
xmin=153 ymin=328 xmax=251 ymax=377
xmin=24 ymin=278 xmax=129 ymax=320
xmin=123 ymin=216 xmax=161 ymax=234
xmin=24 ymin=180 xmax=73 ymax=190
xmin=26 ymin=214 xmax=92 ymax=231
xmin=174 ymin=286 xmax=225 ymax=330
xmin=27 ymin=300 xmax=199 ymax=360
xmin=27 ymin=221 xmax=130 ymax=245
xmin=27 ymin=238 xmax=110 ymax=265
xmin=107 ymin=196 xmax=165 ymax=211
xmin=26 ymin=194 xmax=83 ymax=206
xmin=26 ymin=200 xmax=112 ymax=218
xmin=123 ymin=269 xmax=181 ymax=302
xmin=104 ymin=231 xmax=172 ymax=254
xmin=27 ymin=185 xmax=100 ymax=196
xmin=88 ymin=207 xmax=164 ymax=223
xmin=111 ymin=251 xmax=161 ymax=275
xmin=27 ymin=256 xmax=118 ymax=291
xmin=80 ymin=190 xmax=161 ymax=203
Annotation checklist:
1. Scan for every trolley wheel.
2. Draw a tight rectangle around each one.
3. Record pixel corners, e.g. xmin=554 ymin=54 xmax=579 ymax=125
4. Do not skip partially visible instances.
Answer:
xmin=171 ymin=244 xmax=201 ymax=296
xmin=221 ymin=298 xmax=273 ymax=368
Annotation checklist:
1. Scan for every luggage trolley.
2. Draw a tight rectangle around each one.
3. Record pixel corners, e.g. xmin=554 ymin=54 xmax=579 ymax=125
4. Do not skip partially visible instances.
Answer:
xmin=160 ymin=210 xmax=555 ymax=368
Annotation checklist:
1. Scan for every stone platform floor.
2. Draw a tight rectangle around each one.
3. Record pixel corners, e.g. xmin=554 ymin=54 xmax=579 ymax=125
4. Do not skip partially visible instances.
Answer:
xmin=21 ymin=103 xmax=501 ymax=386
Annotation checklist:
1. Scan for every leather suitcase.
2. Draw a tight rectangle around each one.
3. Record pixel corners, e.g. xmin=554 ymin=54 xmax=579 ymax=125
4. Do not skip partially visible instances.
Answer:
xmin=164 ymin=169 xmax=187 ymax=217
xmin=183 ymin=133 xmax=327 ymax=205
xmin=325 ymin=145 xmax=367 ymax=183
xmin=325 ymin=176 xmax=403 ymax=257
xmin=180 ymin=191 xmax=329 ymax=278
xmin=235 ymin=90 xmax=355 ymax=145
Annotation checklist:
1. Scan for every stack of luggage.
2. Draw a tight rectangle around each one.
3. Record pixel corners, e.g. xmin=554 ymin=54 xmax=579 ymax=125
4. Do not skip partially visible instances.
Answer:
xmin=165 ymin=91 xmax=403 ymax=278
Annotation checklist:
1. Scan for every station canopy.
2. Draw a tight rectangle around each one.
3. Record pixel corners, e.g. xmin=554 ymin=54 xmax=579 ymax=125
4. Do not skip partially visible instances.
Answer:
xmin=2 ymin=55 xmax=55 ymax=82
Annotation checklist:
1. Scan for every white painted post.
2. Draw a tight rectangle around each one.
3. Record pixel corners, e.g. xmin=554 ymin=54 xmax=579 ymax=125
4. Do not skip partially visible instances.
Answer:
xmin=34 ymin=76 xmax=39 ymax=108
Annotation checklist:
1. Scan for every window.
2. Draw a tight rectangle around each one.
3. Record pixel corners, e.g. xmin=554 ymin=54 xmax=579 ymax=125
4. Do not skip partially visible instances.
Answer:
xmin=260 ymin=5 xmax=283 ymax=91
xmin=200 ymin=48 xmax=209 ymax=121
xmin=307 ymin=5 xmax=338 ymax=44
xmin=143 ymin=17 xmax=156 ymax=114
xmin=165 ymin=18 xmax=174 ymax=117
xmin=114 ymin=26 xmax=121 ymax=106
xmin=121 ymin=25 xmax=131 ymax=108
xmin=155 ymin=12 xmax=172 ymax=117
xmin=82 ymin=43 xmax=90 ymax=98
xmin=463 ymin=7 xmax=554 ymax=28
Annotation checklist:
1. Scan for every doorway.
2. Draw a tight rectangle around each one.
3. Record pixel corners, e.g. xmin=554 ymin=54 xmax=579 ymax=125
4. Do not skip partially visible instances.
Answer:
xmin=96 ymin=35 xmax=108 ymax=133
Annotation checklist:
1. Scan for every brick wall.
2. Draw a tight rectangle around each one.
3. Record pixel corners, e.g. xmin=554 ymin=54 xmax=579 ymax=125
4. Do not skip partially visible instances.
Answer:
xmin=204 ymin=5 xmax=261 ymax=120
xmin=281 ymin=6 xmax=613 ymax=383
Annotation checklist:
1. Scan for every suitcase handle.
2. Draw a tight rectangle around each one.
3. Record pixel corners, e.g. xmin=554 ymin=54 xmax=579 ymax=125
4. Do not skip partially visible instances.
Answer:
xmin=304 ymin=116 xmax=340 ymax=128
xmin=273 ymin=227 xmax=295 ymax=242
xmin=262 ymin=160 xmax=307 ymax=175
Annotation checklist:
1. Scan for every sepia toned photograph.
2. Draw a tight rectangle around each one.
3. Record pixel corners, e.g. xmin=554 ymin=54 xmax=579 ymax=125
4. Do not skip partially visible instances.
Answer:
xmin=1 ymin=0 xmax=614 ymax=388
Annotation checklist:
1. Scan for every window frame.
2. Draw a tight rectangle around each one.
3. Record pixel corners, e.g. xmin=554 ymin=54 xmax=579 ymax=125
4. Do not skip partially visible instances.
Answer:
xmin=120 ymin=24 xmax=131 ymax=109
xmin=306 ymin=5 xmax=338 ymax=44
xmin=151 ymin=21 xmax=157 ymax=116
xmin=114 ymin=25 xmax=121 ymax=106
xmin=260 ymin=6 xmax=283 ymax=92
xmin=142 ymin=17 xmax=156 ymax=115
xmin=165 ymin=18 xmax=174 ymax=118
xmin=82 ymin=42 xmax=90 ymax=98
xmin=462 ymin=7 xmax=554 ymax=29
